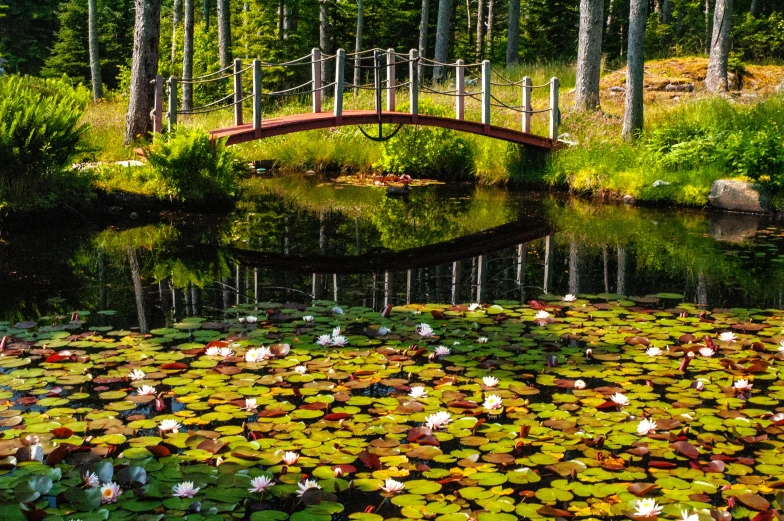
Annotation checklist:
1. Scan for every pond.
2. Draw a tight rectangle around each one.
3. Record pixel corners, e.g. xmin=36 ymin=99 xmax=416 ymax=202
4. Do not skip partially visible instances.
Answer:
xmin=1 ymin=177 xmax=784 ymax=521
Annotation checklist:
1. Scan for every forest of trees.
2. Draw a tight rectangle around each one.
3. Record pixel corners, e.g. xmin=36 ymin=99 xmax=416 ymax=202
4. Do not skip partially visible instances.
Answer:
xmin=0 ymin=0 xmax=781 ymax=141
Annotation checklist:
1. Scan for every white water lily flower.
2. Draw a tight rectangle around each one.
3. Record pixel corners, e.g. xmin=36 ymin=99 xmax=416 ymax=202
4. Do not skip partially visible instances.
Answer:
xmin=316 ymin=334 xmax=332 ymax=346
xmin=425 ymin=411 xmax=452 ymax=430
xmin=158 ymin=419 xmax=181 ymax=433
xmin=680 ymin=511 xmax=698 ymax=521
xmin=771 ymin=412 xmax=784 ymax=423
xmin=303 ymin=316 xmax=314 ymax=322
xmin=563 ymin=294 xmax=577 ymax=302
xmin=218 ymin=347 xmax=234 ymax=357
xmin=468 ymin=303 xmax=481 ymax=311
xmin=574 ymin=379 xmax=586 ymax=390
xmin=483 ymin=395 xmax=503 ymax=410
xmin=297 ymin=479 xmax=321 ymax=496
xmin=698 ymin=347 xmax=714 ymax=357
xmin=332 ymin=326 xmax=341 ymax=337
xmin=646 ymin=347 xmax=662 ymax=357
xmin=205 ymin=346 xmax=220 ymax=356
xmin=243 ymin=398 xmax=257 ymax=411
xmin=417 ymin=323 xmax=434 ymax=337
xmin=128 ymin=369 xmax=146 ymax=381
xmin=245 ymin=316 xmax=258 ymax=324
xmin=610 ymin=393 xmax=630 ymax=406
xmin=282 ymin=451 xmax=299 ymax=465
xmin=83 ymin=471 xmax=100 ymax=488
xmin=172 ymin=481 xmax=200 ymax=498
xmin=535 ymin=310 xmax=551 ymax=320
xmin=331 ymin=335 xmax=348 ymax=347
xmin=482 ymin=376 xmax=499 ymax=387
xmin=636 ymin=418 xmax=657 ymax=436
xmin=719 ymin=332 xmax=736 ymax=342
xmin=245 ymin=347 xmax=270 ymax=363
xmin=434 ymin=345 xmax=451 ymax=357
xmin=136 ymin=385 xmax=156 ymax=396
xmin=409 ymin=386 xmax=428 ymax=399
xmin=100 ymin=482 xmax=122 ymax=504
xmin=733 ymin=379 xmax=752 ymax=391
xmin=477 ymin=337 xmax=488 ymax=344
xmin=633 ymin=498 xmax=663 ymax=517
xmin=249 ymin=475 xmax=275 ymax=493
xmin=380 ymin=478 xmax=405 ymax=494
xmin=378 ymin=326 xmax=390 ymax=336
xmin=294 ymin=365 xmax=307 ymax=374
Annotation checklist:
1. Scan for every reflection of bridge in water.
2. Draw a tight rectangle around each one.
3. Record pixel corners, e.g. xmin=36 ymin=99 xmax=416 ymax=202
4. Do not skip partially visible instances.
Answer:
xmin=231 ymin=219 xmax=558 ymax=306
xmin=152 ymin=48 xmax=562 ymax=151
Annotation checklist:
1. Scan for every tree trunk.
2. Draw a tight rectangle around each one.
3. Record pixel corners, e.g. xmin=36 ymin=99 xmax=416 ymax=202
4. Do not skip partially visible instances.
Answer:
xmin=476 ymin=0 xmax=485 ymax=61
xmin=616 ymin=245 xmax=626 ymax=294
xmin=606 ymin=0 xmax=614 ymax=32
xmin=88 ymin=0 xmax=103 ymax=102
xmin=354 ymin=0 xmax=363 ymax=95
xmin=203 ymin=0 xmax=209 ymax=31
xmin=704 ymin=0 xmax=711 ymax=54
xmin=282 ymin=0 xmax=292 ymax=38
xmin=124 ymin=0 xmax=162 ymax=145
xmin=569 ymin=241 xmax=580 ymax=295
xmin=705 ymin=0 xmax=733 ymax=93
xmin=419 ymin=0 xmax=430 ymax=80
xmin=506 ymin=0 xmax=520 ymax=65
xmin=749 ymin=0 xmax=758 ymax=15
xmin=621 ymin=0 xmax=646 ymax=141
xmin=433 ymin=0 xmax=453 ymax=81
xmin=172 ymin=0 xmax=182 ymax=63
xmin=319 ymin=0 xmax=332 ymax=84
xmin=217 ymin=0 xmax=231 ymax=68
xmin=182 ymin=0 xmax=194 ymax=111
xmin=128 ymin=247 xmax=149 ymax=334
xmin=278 ymin=0 xmax=284 ymax=39
xmin=573 ymin=0 xmax=604 ymax=111
xmin=661 ymin=0 xmax=670 ymax=23
xmin=486 ymin=0 xmax=494 ymax=59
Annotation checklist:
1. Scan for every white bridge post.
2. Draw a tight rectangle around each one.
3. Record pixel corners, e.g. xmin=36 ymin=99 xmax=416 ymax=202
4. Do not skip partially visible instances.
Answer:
xmin=167 ymin=76 xmax=177 ymax=132
xmin=334 ymin=49 xmax=345 ymax=117
xmin=233 ymin=58 xmax=243 ymax=126
xmin=481 ymin=60 xmax=491 ymax=126
xmin=312 ymin=48 xmax=322 ymax=113
xmin=549 ymin=77 xmax=560 ymax=140
xmin=386 ymin=48 xmax=396 ymax=112
xmin=153 ymin=75 xmax=163 ymax=133
xmin=522 ymin=76 xmax=532 ymax=133
xmin=253 ymin=59 xmax=262 ymax=131
xmin=409 ymin=49 xmax=418 ymax=116
xmin=455 ymin=60 xmax=464 ymax=120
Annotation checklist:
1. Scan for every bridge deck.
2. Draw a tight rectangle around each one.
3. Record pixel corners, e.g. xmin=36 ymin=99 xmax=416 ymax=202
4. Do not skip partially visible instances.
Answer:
xmin=210 ymin=110 xmax=556 ymax=150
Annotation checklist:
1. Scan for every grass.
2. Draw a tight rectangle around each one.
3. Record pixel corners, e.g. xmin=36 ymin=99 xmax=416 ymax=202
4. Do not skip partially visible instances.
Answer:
xmin=80 ymin=57 xmax=784 ymax=207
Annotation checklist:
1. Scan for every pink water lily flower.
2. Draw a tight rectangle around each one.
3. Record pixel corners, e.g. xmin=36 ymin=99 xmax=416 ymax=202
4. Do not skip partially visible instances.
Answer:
xmin=172 ymin=481 xmax=200 ymax=498
xmin=100 ymin=482 xmax=122 ymax=504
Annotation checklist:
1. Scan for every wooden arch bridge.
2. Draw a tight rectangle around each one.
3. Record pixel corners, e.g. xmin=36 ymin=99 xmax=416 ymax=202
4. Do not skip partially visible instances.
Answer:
xmin=152 ymin=48 xmax=562 ymax=151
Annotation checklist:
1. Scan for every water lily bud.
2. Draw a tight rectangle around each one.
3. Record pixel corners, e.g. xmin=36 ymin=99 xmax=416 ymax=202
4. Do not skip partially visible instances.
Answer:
xmin=333 ymin=467 xmax=343 ymax=477
xmin=585 ymin=348 xmax=593 ymax=358
xmin=22 ymin=435 xmax=40 ymax=446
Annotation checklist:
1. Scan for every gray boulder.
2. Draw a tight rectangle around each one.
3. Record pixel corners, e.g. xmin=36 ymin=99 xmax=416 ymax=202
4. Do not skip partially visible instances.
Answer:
xmin=708 ymin=179 xmax=769 ymax=213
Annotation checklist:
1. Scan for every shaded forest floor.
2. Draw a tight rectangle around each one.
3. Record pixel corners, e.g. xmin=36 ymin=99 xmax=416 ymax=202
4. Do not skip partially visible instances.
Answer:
xmin=83 ymin=57 xmax=784 ymax=207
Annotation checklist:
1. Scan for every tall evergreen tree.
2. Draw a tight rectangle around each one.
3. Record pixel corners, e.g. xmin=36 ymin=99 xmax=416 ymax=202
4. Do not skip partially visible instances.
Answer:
xmin=183 ymin=0 xmax=194 ymax=110
xmin=125 ymin=0 xmax=163 ymax=144
xmin=217 ymin=0 xmax=231 ymax=68
xmin=506 ymin=0 xmax=519 ymax=65
xmin=0 ymin=0 xmax=60 ymax=74
xmin=705 ymin=0 xmax=733 ymax=92
xmin=88 ymin=0 xmax=103 ymax=101
xmin=622 ymin=0 xmax=646 ymax=141
xmin=573 ymin=0 xmax=604 ymax=111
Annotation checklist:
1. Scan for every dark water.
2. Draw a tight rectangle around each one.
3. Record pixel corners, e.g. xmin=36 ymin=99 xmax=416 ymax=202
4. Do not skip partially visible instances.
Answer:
xmin=2 ymin=175 xmax=783 ymax=329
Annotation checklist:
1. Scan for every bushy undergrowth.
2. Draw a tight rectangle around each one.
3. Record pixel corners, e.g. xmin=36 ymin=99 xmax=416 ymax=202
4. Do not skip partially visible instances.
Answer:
xmin=0 ymin=75 xmax=91 ymax=208
xmin=144 ymin=127 xmax=244 ymax=201
xmin=550 ymin=95 xmax=784 ymax=206
xmin=376 ymin=100 xmax=475 ymax=179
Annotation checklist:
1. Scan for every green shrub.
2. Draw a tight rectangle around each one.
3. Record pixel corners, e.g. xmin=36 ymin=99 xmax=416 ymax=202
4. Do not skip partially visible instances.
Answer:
xmin=144 ymin=126 xmax=244 ymax=201
xmin=0 ymin=75 xmax=90 ymax=207
xmin=375 ymin=99 xmax=475 ymax=180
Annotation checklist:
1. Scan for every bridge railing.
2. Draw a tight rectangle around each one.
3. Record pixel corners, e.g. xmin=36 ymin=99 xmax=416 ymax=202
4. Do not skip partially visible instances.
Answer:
xmin=154 ymin=49 xmax=561 ymax=141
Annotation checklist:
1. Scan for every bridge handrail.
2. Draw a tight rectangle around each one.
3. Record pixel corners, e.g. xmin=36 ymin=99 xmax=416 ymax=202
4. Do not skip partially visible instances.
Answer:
xmin=156 ymin=48 xmax=561 ymax=142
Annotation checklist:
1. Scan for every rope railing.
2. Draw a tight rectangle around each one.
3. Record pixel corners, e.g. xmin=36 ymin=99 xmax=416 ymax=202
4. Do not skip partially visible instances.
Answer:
xmin=156 ymin=48 xmax=562 ymax=142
